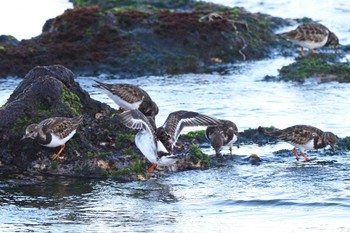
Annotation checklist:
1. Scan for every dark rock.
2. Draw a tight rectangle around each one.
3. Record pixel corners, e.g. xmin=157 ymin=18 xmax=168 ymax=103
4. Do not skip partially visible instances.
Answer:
xmin=0 ymin=35 xmax=19 ymax=46
xmin=0 ymin=65 xmax=145 ymax=179
xmin=0 ymin=3 xmax=289 ymax=78
xmin=266 ymin=53 xmax=350 ymax=82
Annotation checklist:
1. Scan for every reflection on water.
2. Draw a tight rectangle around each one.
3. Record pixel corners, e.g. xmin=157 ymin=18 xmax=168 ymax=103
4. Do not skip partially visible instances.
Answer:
xmin=2 ymin=157 xmax=350 ymax=232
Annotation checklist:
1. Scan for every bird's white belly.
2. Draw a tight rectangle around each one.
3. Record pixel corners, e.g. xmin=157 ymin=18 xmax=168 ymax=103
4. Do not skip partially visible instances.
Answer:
xmin=158 ymin=156 xmax=178 ymax=167
xmin=43 ymin=130 xmax=76 ymax=148
xmin=135 ymin=130 xmax=158 ymax=164
xmin=291 ymin=36 xmax=328 ymax=49
xmin=103 ymin=89 xmax=142 ymax=110
xmin=227 ymin=134 xmax=238 ymax=145
xmin=290 ymin=139 xmax=314 ymax=152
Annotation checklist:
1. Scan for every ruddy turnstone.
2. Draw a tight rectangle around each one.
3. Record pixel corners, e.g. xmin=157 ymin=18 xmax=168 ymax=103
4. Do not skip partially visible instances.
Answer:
xmin=22 ymin=116 xmax=83 ymax=160
xmin=276 ymin=23 xmax=339 ymax=56
xmin=205 ymin=119 xmax=238 ymax=156
xmin=118 ymin=109 xmax=222 ymax=172
xmin=258 ymin=125 xmax=337 ymax=161
xmin=93 ymin=80 xmax=159 ymax=118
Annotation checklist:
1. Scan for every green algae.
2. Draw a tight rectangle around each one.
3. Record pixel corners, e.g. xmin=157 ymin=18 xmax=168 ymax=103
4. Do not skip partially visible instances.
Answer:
xmin=11 ymin=116 xmax=33 ymax=134
xmin=87 ymin=151 xmax=113 ymax=158
xmin=181 ymin=130 xmax=206 ymax=140
xmin=189 ymin=145 xmax=210 ymax=168
xmin=110 ymin=153 xmax=147 ymax=179
xmin=51 ymin=161 xmax=59 ymax=170
xmin=61 ymin=88 xmax=83 ymax=115
xmin=277 ymin=55 xmax=350 ymax=82
xmin=115 ymin=132 xmax=135 ymax=149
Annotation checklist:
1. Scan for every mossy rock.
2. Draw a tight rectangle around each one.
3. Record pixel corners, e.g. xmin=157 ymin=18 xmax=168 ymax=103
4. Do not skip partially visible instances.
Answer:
xmin=180 ymin=130 xmax=207 ymax=143
xmin=188 ymin=145 xmax=210 ymax=168
xmin=270 ymin=54 xmax=350 ymax=82
xmin=0 ymin=1 xmax=290 ymax=77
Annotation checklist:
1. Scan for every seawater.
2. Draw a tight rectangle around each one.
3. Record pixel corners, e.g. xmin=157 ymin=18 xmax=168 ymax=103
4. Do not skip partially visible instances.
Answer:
xmin=1 ymin=0 xmax=350 ymax=232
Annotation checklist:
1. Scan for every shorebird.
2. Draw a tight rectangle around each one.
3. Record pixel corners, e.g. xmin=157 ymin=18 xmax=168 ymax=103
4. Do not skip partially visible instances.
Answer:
xmin=258 ymin=125 xmax=337 ymax=161
xmin=205 ymin=119 xmax=239 ymax=156
xmin=93 ymin=80 xmax=159 ymax=119
xmin=118 ymin=109 xmax=222 ymax=172
xmin=22 ymin=116 xmax=83 ymax=160
xmin=276 ymin=23 xmax=339 ymax=56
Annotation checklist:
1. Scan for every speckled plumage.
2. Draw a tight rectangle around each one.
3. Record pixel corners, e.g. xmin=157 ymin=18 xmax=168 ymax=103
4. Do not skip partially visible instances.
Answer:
xmin=206 ymin=119 xmax=238 ymax=155
xmin=23 ymin=116 xmax=83 ymax=160
xmin=93 ymin=80 xmax=159 ymax=118
xmin=156 ymin=110 xmax=223 ymax=154
xmin=258 ymin=125 xmax=337 ymax=161
xmin=277 ymin=23 xmax=339 ymax=55
xmin=118 ymin=109 xmax=222 ymax=172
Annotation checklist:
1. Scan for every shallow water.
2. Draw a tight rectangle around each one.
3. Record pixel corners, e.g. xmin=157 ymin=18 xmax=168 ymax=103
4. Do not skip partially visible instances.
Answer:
xmin=1 ymin=0 xmax=350 ymax=232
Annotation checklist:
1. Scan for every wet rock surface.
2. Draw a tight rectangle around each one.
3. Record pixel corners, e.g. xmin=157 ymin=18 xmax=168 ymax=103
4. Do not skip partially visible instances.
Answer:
xmin=0 ymin=1 xmax=289 ymax=78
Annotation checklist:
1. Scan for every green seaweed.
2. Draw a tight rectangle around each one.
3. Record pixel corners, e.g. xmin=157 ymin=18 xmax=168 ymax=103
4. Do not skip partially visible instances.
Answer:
xmin=181 ymin=130 xmax=206 ymax=140
xmin=115 ymin=132 xmax=135 ymax=149
xmin=11 ymin=116 xmax=33 ymax=134
xmin=35 ymin=97 xmax=53 ymax=116
xmin=189 ymin=145 xmax=210 ymax=168
xmin=229 ymin=7 xmax=241 ymax=20
xmin=111 ymin=159 xmax=147 ymax=178
xmin=100 ymin=168 xmax=110 ymax=178
xmin=61 ymin=88 xmax=83 ymax=115
xmin=51 ymin=161 xmax=59 ymax=169
xmin=87 ymin=151 xmax=113 ymax=158
xmin=278 ymin=55 xmax=350 ymax=82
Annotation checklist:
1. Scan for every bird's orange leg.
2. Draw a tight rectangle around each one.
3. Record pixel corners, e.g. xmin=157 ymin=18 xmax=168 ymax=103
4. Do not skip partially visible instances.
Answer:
xmin=52 ymin=144 xmax=65 ymax=160
xmin=300 ymin=47 xmax=305 ymax=56
xmin=292 ymin=148 xmax=300 ymax=161
xmin=310 ymin=48 xmax=316 ymax=54
xmin=147 ymin=163 xmax=157 ymax=173
xmin=301 ymin=152 xmax=311 ymax=161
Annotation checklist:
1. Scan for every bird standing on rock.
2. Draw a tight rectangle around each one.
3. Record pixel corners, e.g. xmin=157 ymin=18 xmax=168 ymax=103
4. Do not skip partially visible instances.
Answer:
xmin=276 ymin=23 xmax=339 ymax=56
xmin=22 ymin=116 xmax=83 ymax=160
xmin=205 ymin=119 xmax=239 ymax=156
xmin=258 ymin=125 xmax=337 ymax=161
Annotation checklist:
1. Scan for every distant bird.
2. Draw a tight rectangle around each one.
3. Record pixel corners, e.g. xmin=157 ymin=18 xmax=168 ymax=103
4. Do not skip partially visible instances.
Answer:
xmin=205 ymin=119 xmax=238 ymax=156
xmin=22 ymin=116 xmax=83 ymax=160
xmin=276 ymin=23 xmax=339 ymax=56
xmin=118 ymin=109 xmax=222 ymax=172
xmin=93 ymin=80 xmax=159 ymax=119
xmin=258 ymin=125 xmax=337 ymax=161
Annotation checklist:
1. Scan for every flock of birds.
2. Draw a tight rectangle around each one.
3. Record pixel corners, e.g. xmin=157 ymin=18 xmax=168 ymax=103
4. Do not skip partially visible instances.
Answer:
xmin=21 ymin=22 xmax=340 ymax=172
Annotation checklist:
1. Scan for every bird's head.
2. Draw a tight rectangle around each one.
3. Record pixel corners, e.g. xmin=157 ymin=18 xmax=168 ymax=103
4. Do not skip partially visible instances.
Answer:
xmin=21 ymin=124 xmax=39 ymax=140
xmin=323 ymin=131 xmax=337 ymax=152
xmin=326 ymin=31 xmax=339 ymax=51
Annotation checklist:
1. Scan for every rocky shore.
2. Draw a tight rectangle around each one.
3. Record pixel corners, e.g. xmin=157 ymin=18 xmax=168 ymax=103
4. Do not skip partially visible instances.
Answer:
xmin=0 ymin=1 xmax=290 ymax=78
xmin=1 ymin=1 xmax=350 ymax=181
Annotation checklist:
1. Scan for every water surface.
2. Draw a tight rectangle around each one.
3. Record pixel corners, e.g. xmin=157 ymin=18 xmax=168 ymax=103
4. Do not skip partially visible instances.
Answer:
xmin=1 ymin=0 xmax=350 ymax=232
